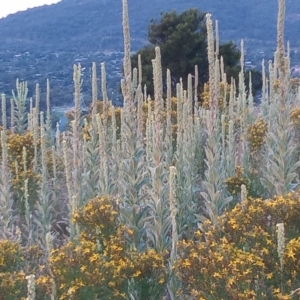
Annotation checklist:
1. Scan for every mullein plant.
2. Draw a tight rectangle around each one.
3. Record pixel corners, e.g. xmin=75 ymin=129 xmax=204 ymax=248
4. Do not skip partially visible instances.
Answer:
xmin=259 ymin=0 xmax=300 ymax=198
xmin=167 ymin=166 xmax=181 ymax=300
xmin=26 ymin=274 xmax=36 ymax=300
xmin=34 ymin=112 xmax=54 ymax=252
xmin=0 ymin=129 xmax=13 ymax=239
xmin=174 ymin=73 xmax=199 ymax=240
xmin=96 ymin=62 xmax=120 ymax=197
xmin=198 ymin=13 xmax=233 ymax=228
xmin=236 ymin=40 xmax=254 ymax=189
xmin=0 ymin=94 xmax=13 ymax=239
xmin=23 ymin=178 xmax=33 ymax=247
xmin=12 ymin=79 xmax=28 ymax=134
xmin=115 ymin=0 xmax=152 ymax=252
xmin=145 ymin=46 xmax=170 ymax=254
xmin=61 ymin=64 xmax=86 ymax=239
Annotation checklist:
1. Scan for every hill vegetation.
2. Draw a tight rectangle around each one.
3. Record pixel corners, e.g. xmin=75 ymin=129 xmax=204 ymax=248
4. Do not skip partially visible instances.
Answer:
xmin=1 ymin=0 xmax=300 ymax=52
xmin=0 ymin=0 xmax=299 ymax=106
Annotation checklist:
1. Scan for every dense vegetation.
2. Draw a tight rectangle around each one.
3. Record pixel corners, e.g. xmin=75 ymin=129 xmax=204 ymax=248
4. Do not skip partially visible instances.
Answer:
xmin=0 ymin=0 xmax=300 ymax=299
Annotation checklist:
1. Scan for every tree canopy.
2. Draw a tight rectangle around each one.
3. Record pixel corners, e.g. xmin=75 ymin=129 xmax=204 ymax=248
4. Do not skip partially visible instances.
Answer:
xmin=131 ymin=8 xmax=261 ymax=98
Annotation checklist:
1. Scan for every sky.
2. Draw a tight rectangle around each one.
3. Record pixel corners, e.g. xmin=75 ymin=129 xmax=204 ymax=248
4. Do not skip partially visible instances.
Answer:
xmin=0 ymin=0 xmax=61 ymax=19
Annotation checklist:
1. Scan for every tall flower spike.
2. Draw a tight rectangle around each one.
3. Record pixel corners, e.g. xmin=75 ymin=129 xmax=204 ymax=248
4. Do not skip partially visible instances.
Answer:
xmin=1 ymin=94 xmax=7 ymax=130
xmin=276 ymin=223 xmax=285 ymax=272
xmin=241 ymin=184 xmax=248 ymax=206
xmin=101 ymin=62 xmax=108 ymax=103
xmin=122 ymin=0 xmax=132 ymax=109
xmin=28 ymin=98 xmax=33 ymax=132
xmin=168 ymin=166 xmax=178 ymax=298
xmin=26 ymin=274 xmax=36 ymax=300
xmin=73 ymin=64 xmax=82 ymax=139
xmin=155 ymin=46 xmax=163 ymax=110
xmin=194 ymin=65 xmax=199 ymax=108
xmin=133 ymin=67 xmax=138 ymax=90
xmin=46 ymin=231 xmax=53 ymax=255
xmin=187 ymin=73 xmax=193 ymax=115
xmin=122 ymin=0 xmax=131 ymax=80
xmin=22 ymin=146 xmax=27 ymax=172
xmin=169 ymin=166 xmax=177 ymax=222
xmin=138 ymin=54 xmax=142 ymax=85
xmin=46 ymin=79 xmax=51 ymax=136
xmin=35 ymin=83 xmax=40 ymax=120
xmin=15 ymin=225 xmax=22 ymax=244
xmin=101 ymin=62 xmax=108 ymax=130
xmin=276 ymin=0 xmax=286 ymax=111
xmin=10 ymin=98 xmax=14 ymax=131
xmin=206 ymin=13 xmax=217 ymax=117
xmin=91 ymin=62 xmax=98 ymax=119
xmin=276 ymin=0 xmax=286 ymax=81
xmin=215 ymin=20 xmax=219 ymax=58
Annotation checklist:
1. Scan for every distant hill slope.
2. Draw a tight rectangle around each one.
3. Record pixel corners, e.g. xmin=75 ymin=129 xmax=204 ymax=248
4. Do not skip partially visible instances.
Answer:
xmin=0 ymin=0 xmax=300 ymax=53
xmin=0 ymin=0 xmax=299 ymax=107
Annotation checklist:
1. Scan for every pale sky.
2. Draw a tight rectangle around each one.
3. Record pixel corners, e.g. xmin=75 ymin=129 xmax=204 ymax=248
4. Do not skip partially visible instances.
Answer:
xmin=0 ymin=0 xmax=61 ymax=19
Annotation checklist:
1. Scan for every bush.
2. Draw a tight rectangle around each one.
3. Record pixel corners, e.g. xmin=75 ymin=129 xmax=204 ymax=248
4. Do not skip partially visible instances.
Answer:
xmin=175 ymin=191 xmax=300 ymax=299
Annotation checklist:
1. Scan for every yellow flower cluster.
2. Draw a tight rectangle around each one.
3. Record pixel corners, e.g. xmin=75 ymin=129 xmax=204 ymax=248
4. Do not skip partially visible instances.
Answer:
xmin=11 ymin=169 xmax=40 ymax=215
xmin=247 ymin=117 xmax=268 ymax=150
xmin=45 ymin=148 xmax=64 ymax=177
xmin=200 ymin=82 xmax=231 ymax=110
xmin=141 ymin=97 xmax=178 ymax=139
xmin=42 ymin=195 xmax=167 ymax=299
xmin=0 ymin=196 xmax=162 ymax=299
xmin=290 ymin=78 xmax=299 ymax=91
xmin=0 ymin=240 xmax=26 ymax=298
xmin=72 ymin=195 xmax=119 ymax=240
xmin=0 ymin=130 xmax=41 ymax=213
xmin=0 ymin=240 xmax=24 ymax=272
xmin=81 ymin=101 xmax=122 ymax=141
xmin=81 ymin=122 xmax=92 ymax=141
xmin=0 ymin=239 xmax=49 ymax=299
xmin=0 ymin=271 xmax=26 ymax=299
xmin=84 ymin=98 xmax=179 ymax=143
xmin=200 ymin=83 xmax=210 ymax=109
xmin=47 ymin=235 xmax=166 ymax=299
xmin=76 ymin=98 xmax=179 ymax=144
xmin=290 ymin=107 xmax=300 ymax=127
xmin=1 ymin=131 xmax=36 ymax=173
xmin=224 ymin=165 xmax=250 ymax=195
xmin=274 ymin=78 xmax=299 ymax=92
xmin=175 ymin=191 xmax=300 ymax=299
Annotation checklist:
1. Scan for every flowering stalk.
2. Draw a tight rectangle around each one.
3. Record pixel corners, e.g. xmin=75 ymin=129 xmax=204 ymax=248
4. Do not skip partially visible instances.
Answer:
xmin=167 ymin=166 xmax=180 ymax=300
xmin=1 ymin=94 xmax=7 ymax=130
xmin=26 ymin=274 xmax=36 ymax=300
xmin=276 ymin=223 xmax=285 ymax=272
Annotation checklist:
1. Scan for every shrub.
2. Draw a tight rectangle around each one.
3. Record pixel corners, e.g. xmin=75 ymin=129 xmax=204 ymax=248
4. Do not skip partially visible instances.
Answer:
xmin=175 ymin=191 xmax=300 ymax=299
xmin=47 ymin=196 xmax=167 ymax=300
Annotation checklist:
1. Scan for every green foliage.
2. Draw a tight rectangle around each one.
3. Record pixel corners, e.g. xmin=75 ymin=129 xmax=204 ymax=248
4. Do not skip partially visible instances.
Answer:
xmin=131 ymin=8 xmax=258 ymax=97
xmin=148 ymin=9 xmax=208 ymax=87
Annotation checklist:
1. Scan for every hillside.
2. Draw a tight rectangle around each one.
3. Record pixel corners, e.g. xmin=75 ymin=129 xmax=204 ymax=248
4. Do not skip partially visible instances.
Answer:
xmin=1 ymin=0 xmax=300 ymax=52
xmin=0 ymin=0 xmax=299 ymax=106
